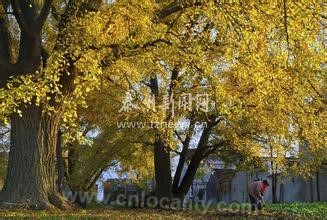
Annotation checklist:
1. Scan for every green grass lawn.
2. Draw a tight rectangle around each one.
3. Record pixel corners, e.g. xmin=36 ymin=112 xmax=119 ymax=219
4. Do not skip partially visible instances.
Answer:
xmin=265 ymin=202 xmax=327 ymax=218
xmin=0 ymin=202 xmax=326 ymax=219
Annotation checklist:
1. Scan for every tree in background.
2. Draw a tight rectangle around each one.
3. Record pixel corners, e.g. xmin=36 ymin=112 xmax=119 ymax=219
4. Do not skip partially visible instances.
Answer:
xmin=70 ymin=0 xmax=326 ymax=208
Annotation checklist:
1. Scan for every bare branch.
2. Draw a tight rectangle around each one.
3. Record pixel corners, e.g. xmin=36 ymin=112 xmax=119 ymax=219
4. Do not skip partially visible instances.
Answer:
xmin=307 ymin=79 xmax=326 ymax=104
xmin=0 ymin=11 xmax=14 ymax=16
xmin=174 ymin=131 xmax=186 ymax=146
xmin=202 ymin=140 xmax=229 ymax=159
xmin=0 ymin=130 xmax=9 ymax=136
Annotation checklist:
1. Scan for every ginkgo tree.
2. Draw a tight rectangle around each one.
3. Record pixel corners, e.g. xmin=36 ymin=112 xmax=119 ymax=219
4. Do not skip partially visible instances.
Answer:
xmin=73 ymin=0 xmax=325 ymax=208
xmin=0 ymin=0 xmax=192 ymax=210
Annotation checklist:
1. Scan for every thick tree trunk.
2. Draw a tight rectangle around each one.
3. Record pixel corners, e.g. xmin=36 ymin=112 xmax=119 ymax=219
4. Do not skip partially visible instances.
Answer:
xmin=171 ymin=193 xmax=185 ymax=209
xmin=154 ymin=139 xmax=172 ymax=208
xmin=0 ymin=105 xmax=71 ymax=210
xmin=170 ymin=153 xmax=212 ymax=209
xmin=174 ymin=155 xmax=202 ymax=200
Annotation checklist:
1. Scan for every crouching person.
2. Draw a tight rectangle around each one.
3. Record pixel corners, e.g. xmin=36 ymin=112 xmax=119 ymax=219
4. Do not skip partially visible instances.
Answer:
xmin=248 ymin=179 xmax=269 ymax=211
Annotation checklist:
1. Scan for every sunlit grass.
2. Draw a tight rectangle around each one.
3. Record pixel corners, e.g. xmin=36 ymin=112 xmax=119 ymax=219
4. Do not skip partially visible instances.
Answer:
xmin=266 ymin=202 xmax=327 ymax=218
xmin=0 ymin=203 xmax=326 ymax=219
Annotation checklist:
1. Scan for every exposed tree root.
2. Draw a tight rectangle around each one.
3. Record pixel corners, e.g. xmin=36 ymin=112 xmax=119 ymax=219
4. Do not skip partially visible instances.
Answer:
xmin=49 ymin=193 xmax=75 ymax=211
xmin=0 ymin=192 xmax=74 ymax=211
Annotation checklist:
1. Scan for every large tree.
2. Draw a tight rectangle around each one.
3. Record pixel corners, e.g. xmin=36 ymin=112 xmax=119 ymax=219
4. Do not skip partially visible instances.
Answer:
xmin=0 ymin=0 xmax=104 ymax=210
xmin=82 ymin=0 xmax=326 ymax=208
xmin=75 ymin=0 xmax=325 ymax=208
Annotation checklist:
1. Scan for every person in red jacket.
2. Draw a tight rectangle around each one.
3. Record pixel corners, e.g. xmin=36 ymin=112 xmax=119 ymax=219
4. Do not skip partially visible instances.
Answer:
xmin=248 ymin=179 xmax=270 ymax=211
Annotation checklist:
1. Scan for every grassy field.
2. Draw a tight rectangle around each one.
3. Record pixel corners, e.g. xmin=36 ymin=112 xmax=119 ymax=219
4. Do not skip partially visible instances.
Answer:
xmin=265 ymin=202 xmax=327 ymax=218
xmin=0 ymin=203 xmax=326 ymax=219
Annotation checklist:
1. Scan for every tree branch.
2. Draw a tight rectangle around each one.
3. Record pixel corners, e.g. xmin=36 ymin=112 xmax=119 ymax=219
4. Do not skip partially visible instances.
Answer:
xmin=57 ymin=0 xmax=81 ymax=32
xmin=202 ymin=141 xmax=228 ymax=159
xmin=0 ymin=11 xmax=14 ymax=16
xmin=11 ymin=0 xmax=31 ymax=34
xmin=307 ymin=79 xmax=325 ymax=103
xmin=35 ymin=0 xmax=54 ymax=33
xmin=0 ymin=130 xmax=9 ymax=136
xmin=0 ymin=5 xmax=15 ymax=84
xmin=172 ymin=131 xmax=191 ymax=192
xmin=158 ymin=0 xmax=204 ymax=19
xmin=50 ymin=5 xmax=60 ymax=21
xmin=283 ymin=0 xmax=289 ymax=46
xmin=174 ymin=131 xmax=185 ymax=146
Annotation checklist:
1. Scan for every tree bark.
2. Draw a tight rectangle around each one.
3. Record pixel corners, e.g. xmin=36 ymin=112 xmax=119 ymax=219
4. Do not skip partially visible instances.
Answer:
xmin=316 ymin=171 xmax=320 ymax=202
xmin=174 ymin=152 xmax=203 ymax=199
xmin=154 ymin=138 xmax=172 ymax=208
xmin=0 ymin=105 xmax=70 ymax=210
xmin=270 ymin=155 xmax=278 ymax=203
xmin=56 ymin=130 xmax=66 ymax=194
xmin=271 ymin=171 xmax=278 ymax=203
xmin=310 ymin=176 xmax=314 ymax=202
xmin=279 ymin=180 xmax=284 ymax=203
xmin=0 ymin=0 xmax=101 ymax=211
